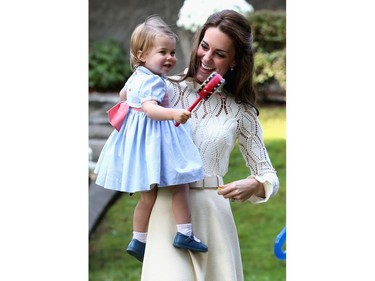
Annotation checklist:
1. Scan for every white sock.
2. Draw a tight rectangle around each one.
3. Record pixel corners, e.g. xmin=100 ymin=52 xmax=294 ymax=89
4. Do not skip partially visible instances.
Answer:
xmin=176 ymin=223 xmax=201 ymax=242
xmin=133 ymin=231 xmax=147 ymax=243
xmin=177 ymin=223 xmax=192 ymax=236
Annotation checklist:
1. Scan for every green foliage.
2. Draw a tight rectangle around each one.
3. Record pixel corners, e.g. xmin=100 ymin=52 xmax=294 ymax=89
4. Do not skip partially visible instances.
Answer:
xmin=254 ymin=49 xmax=286 ymax=89
xmin=89 ymin=40 xmax=132 ymax=92
xmin=248 ymin=10 xmax=286 ymax=100
xmin=249 ymin=10 xmax=286 ymax=53
xmin=89 ymin=105 xmax=286 ymax=281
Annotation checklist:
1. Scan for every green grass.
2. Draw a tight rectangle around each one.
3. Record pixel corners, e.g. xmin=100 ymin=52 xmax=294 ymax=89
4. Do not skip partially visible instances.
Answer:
xmin=89 ymin=105 xmax=286 ymax=281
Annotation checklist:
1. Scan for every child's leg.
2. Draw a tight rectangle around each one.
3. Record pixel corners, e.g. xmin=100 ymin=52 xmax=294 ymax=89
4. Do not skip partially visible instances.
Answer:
xmin=127 ymin=187 xmax=157 ymax=262
xmin=169 ymin=184 xmax=208 ymax=252
xmin=132 ymin=187 xmax=158 ymax=235
xmin=169 ymin=184 xmax=191 ymax=224
xmin=169 ymin=184 xmax=193 ymax=237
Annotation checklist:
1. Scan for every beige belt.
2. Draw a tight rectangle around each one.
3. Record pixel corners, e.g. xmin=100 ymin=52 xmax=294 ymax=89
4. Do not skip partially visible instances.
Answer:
xmin=189 ymin=175 xmax=224 ymax=189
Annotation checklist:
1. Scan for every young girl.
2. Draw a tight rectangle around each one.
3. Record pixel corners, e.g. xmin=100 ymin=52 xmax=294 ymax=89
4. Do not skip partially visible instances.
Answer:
xmin=94 ymin=15 xmax=208 ymax=262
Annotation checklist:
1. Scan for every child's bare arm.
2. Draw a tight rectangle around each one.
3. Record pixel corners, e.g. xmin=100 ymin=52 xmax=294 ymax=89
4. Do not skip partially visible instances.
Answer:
xmin=119 ymin=88 xmax=127 ymax=101
xmin=142 ymin=100 xmax=191 ymax=124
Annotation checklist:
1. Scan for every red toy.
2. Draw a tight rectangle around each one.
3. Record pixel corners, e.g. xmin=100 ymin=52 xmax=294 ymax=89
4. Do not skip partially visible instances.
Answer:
xmin=175 ymin=72 xmax=225 ymax=127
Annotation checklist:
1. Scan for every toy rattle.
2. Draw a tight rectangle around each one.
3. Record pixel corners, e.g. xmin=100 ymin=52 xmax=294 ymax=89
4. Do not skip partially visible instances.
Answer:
xmin=175 ymin=72 xmax=225 ymax=127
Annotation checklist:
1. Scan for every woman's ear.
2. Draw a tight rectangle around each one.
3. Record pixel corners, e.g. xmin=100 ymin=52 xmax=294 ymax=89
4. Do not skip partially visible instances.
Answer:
xmin=137 ymin=50 xmax=146 ymax=63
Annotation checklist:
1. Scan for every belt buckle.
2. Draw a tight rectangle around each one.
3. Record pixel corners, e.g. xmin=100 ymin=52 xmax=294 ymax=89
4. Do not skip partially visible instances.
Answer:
xmin=189 ymin=175 xmax=223 ymax=189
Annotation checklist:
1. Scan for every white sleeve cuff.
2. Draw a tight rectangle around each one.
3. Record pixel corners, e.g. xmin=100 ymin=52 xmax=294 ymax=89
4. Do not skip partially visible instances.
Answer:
xmin=247 ymin=173 xmax=279 ymax=204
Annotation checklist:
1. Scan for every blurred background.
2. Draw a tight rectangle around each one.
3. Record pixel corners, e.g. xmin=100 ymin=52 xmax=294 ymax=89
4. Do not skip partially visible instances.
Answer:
xmin=89 ymin=1 xmax=286 ymax=280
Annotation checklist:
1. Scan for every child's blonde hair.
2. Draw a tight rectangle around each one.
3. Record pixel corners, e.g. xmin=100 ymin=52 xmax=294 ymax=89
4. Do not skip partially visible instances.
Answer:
xmin=129 ymin=15 xmax=178 ymax=71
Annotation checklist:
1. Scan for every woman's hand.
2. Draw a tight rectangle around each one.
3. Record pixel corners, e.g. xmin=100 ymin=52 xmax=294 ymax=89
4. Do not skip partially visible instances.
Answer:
xmin=217 ymin=178 xmax=265 ymax=202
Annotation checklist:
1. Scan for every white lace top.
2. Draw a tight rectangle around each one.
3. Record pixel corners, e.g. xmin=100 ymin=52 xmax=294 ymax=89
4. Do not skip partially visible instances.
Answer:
xmin=166 ymin=77 xmax=279 ymax=203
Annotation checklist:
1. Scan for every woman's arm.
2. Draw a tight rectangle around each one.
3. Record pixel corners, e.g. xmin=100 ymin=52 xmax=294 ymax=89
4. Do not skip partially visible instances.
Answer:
xmin=218 ymin=106 xmax=279 ymax=203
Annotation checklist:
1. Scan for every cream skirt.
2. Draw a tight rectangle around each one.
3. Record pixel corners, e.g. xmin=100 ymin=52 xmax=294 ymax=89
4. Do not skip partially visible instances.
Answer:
xmin=141 ymin=188 xmax=244 ymax=281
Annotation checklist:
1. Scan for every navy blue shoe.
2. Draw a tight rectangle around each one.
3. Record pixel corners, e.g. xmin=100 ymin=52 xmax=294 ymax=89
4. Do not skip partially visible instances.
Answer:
xmin=173 ymin=232 xmax=208 ymax=252
xmin=126 ymin=239 xmax=145 ymax=262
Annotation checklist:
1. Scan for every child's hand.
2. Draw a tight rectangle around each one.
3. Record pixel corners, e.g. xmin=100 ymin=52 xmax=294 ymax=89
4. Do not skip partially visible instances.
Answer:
xmin=173 ymin=109 xmax=191 ymax=124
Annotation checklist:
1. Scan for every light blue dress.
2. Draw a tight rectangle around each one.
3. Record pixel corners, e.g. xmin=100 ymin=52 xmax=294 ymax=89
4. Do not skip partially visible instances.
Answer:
xmin=94 ymin=66 xmax=204 ymax=193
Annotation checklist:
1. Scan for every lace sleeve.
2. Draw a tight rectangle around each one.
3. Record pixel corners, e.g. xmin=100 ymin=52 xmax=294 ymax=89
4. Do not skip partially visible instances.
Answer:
xmin=237 ymin=106 xmax=279 ymax=203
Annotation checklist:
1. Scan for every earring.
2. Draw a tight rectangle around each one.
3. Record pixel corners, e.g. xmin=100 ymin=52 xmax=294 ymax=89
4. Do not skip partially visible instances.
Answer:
xmin=230 ymin=67 xmax=234 ymax=71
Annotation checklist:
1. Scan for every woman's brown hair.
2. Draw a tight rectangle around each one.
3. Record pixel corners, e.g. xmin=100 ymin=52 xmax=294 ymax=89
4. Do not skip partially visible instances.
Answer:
xmin=183 ymin=10 xmax=258 ymax=114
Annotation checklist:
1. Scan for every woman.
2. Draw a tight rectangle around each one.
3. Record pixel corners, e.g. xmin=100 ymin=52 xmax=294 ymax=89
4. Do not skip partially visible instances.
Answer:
xmin=141 ymin=10 xmax=279 ymax=281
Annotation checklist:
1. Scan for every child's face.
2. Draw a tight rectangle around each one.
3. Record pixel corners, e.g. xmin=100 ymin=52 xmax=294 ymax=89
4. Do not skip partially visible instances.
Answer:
xmin=142 ymin=35 xmax=177 ymax=76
